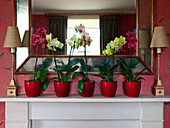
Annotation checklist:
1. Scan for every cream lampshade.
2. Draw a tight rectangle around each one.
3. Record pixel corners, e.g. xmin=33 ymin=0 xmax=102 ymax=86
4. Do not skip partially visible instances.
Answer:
xmin=139 ymin=30 xmax=150 ymax=49
xmin=4 ymin=26 xmax=22 ymax=48
xmin=22 ymin=30 xmax=29 ymax=47
xmin=150 ymin=26 xmax=169 ymax=96
xmin=139 ymin=30 xmax=150 ymax=62
xmin=150 ymin=26 xmax=169 ymax=48
xmin=3 ymin=26 xmax=22 ymax=97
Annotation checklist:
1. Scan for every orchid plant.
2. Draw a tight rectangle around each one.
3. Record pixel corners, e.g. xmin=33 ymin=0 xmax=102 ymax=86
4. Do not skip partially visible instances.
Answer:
xmin=46 ymin=34 xmax=79 ymax=82
xmin=32 ymin=27 xmax=48 ymax=80
xmin=93 ymin=36 xmax=127 ymax=82
xmin=29 ymin=27 xmax=54 ymax=91
xmin=117 ymin=31 xmax=146 ymax=82
xmin=69 ymin=24 xmax=93 ymax=95
xmin=120 ymin=31 xmax=137 ymax=55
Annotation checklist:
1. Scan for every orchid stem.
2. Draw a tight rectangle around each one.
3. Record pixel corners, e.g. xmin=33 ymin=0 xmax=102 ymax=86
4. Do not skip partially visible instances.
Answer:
xmin=53 ymin=50 xmax=61 ymax=81
xmin=84 ymin=40 xmax=88 ymax=80
xmin=65 ymin=46 xmax=73 ymax=80
xmin=34 ymin=45 xmax=39 ymax=80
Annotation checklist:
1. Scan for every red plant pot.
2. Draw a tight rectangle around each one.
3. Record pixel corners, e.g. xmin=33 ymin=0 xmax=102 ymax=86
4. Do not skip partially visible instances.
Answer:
xmin=54 ymin=81 xmax=70 ymax=97
xmin=81 ymin=81 xmax=95 ymax=97
xmin=25 ymin=80 xmax=41 ymax=97
xmin=101 ymin=81 xmax=117 ymax=97
xmin=124 ymin=81 xmax=141 ymax=97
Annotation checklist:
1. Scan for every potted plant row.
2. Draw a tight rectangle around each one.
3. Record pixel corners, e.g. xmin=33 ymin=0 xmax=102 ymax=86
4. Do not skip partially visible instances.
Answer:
xmin=25 ymin=26 xmax=145 ymax=98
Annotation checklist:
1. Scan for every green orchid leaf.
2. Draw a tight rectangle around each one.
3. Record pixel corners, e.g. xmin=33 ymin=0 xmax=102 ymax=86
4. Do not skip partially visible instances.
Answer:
xmin=135 ymin=77 xmax=145 ymax=82
xmin=109 ymin=76 xmax=118 ymax=81
xmin=79 ymin=59 xmax=86 ymax=70
xmin=56 ymin=65 xmax=66 ymax=71
xmin=55 ymin=59 xmax=65 ymax=65
xmin=57 ymin=70 xmax=63 ymax=80
xmin=41 ymin=78 xmax=49 ymax=91
xmin=41 ymin=77 xmax=59 ymax=91
xmin=67 ymin=65 xmax=79 ymax=75
xmin=72 ymin=72 xmax=81 ymax=80
xmin=98 ymin=66 xmax=108 ymax=74
xmin=128 ymin=59 xmax=140 ymax=69
xmin=93 ymin=73 xmax=106 ymax=79
xmin=80 ymin=72 xmax=86 ymax=80
xmin=121 ymin=62 xmax=130 ymax=71
xmin=36 ymin=70 xmax=47 ymax=82
xmin=93 ymin=65 xmax=100 ymax=69
xmin=63 ymin=65 xmax=79 ymax=80
xmin=109 ymin=64 xmax=118 ymax=73
xmin=78 ymin=79 xmax=85 ymax=95
xmin=42 ymin=58 xmax=52 ymax=70
xmin=51 ymin=67 xmax=58 ymax=72
xmin=134 ymin=68 xmax=146 ymax=80
xmin=68 ymin=58 xmax=81 ymax=68
xmin=64 ymin=76 xmax=71 ymax=82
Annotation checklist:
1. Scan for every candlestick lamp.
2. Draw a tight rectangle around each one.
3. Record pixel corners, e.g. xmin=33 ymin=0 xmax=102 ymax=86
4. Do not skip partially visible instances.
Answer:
xmin=150 ymin=26 xmax=169 ymax=96
xmin=3 ymin=26 xmax=22 ymax=96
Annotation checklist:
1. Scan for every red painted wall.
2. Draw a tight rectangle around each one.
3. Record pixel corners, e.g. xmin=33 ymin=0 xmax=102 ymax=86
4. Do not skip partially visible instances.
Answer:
xmin=119 ymin=14 xmax=136 ymax=36
xmin=32 ymin=14 xmax=136 ymax=37
xmin=32 ymin=15 xmax=49 ymax=33
xmin=0 ymin=0 xmax=169 ymax=128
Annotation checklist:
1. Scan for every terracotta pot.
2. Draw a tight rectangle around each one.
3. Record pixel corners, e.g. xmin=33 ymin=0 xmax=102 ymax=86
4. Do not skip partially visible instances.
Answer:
xmin=54 ymin=81 xmax=70 ymax=97
xmin=101 ymin=81 xmax=117 ymax=97
xmin=81 ymin=81 xmax=95 ymax=97
xmin=25 ymin=80 xmax=41 ymax=97
xmin=124 ymin=81 xmax=141 ymax=97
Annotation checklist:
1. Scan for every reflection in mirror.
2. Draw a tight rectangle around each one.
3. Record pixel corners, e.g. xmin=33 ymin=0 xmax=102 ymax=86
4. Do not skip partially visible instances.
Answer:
xmin=18 ymin=57 xmax=148 ymax=73
xmin=15 ymin=0 xmax=153 ymax=74
xmin=16 ymin=0 xmax=29 ymax=68
xmin=31 ymin=0 xmax=136 ymax=55
xmin=138 ymin=0 xmax=152 ymax=69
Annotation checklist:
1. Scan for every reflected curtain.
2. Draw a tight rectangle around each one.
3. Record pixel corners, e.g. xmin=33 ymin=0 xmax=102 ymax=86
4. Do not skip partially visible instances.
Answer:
xmin=100 ymin=16 xmax=119 ymax=54
xmin=49 ymin=16 xmax=68 ymax=55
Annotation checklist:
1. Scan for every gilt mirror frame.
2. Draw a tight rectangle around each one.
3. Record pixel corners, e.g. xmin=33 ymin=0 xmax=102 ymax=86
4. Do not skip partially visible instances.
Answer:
xmin=13 ymin=0 xmax=154 ymax=75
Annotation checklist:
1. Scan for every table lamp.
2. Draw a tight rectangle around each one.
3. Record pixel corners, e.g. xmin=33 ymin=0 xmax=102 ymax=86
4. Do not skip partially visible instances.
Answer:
xmin=3 ymin=26 xmax=22 ymax=96
xmin=150 ymin=26 xmax=169 ymax=96
xmin=139 ymin=30 xmax=150 ymax=61
xmin=22 ymin=30 xmax=29 ymax=47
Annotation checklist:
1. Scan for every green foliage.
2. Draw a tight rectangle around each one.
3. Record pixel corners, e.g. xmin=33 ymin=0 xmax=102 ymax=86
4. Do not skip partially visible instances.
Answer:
xmin=34 ymin=58 xmax=53 ymax=91
xmin=93 ymin=64 xmax=118 ymax=82
xmin=72 ymin=71 xmax=90 ymax=95
xmin=52 ymin=65 xmax=79 ymax=82
xmin=77 ymin=79 xmax=85 ymax=95
xmin=117 ymin=59 xmax=146 ymax=82
xmin=52 ymin=58 xmax=89 ymax=72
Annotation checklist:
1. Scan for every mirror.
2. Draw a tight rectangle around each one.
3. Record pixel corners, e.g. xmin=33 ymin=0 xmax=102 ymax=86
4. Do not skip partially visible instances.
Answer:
xmin=31 ymin=0 xmax=137 ymax=55
xmin=15 ymin=0 xmax=153 ymax=74
xmin=16 ymin=0 xmax=29 ymax=68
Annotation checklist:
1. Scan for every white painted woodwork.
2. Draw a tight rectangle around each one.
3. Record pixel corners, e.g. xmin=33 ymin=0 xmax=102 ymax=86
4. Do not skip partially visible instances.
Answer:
xmin=5 ymin=102 xmax=28 ymax=121
xmin=32 ymin=120 xmax=139 ymax=128
xmin=1 ymin=94 xmax=170 ymax=128
xmin=142 ymin=103 xmax=164 ymax=121
xmin=141 ymin=122 xmax=163 ymax=128
xmin=5 ymin=123 xmax=28 ymax=128
xmin=1 ymin=94 xmax=170 ymax=102
xmin=30 ymin=103 xmax=140 ymax=120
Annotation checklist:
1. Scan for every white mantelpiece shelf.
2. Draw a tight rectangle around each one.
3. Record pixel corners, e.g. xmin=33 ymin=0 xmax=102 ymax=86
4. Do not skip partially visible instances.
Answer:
xmin=0 ymin=94 xmax=170 ymax=102
xmin=1 ymin=94 xmax=170 ymax=128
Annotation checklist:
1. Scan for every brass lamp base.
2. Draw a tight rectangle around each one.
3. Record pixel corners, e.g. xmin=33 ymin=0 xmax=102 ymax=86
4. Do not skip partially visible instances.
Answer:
xmin=153 ymin=80 xmax=165 ymax=96
xmin=7 ymin=79 xmax=16 ymax=97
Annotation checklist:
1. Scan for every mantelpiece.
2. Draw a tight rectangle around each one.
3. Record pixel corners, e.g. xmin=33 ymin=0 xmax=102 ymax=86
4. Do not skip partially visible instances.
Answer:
xmin=1 ymin=94 xmax=170 ymax=128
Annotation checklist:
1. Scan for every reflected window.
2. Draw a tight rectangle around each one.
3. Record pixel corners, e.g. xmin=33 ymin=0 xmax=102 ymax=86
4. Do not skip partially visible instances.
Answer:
xmin=67 ymin=16 xmax=100 ymax=55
